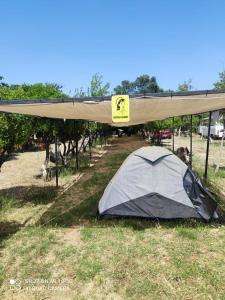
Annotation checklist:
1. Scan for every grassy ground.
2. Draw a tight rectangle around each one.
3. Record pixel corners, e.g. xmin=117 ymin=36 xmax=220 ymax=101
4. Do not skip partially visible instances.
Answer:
xmin=1 ymin=136 xmax=225 ymax=299
xmin=173 ymin=134 xmax=225 ymax=212
xmin=151 ymin=133 xmax=225 ymax=209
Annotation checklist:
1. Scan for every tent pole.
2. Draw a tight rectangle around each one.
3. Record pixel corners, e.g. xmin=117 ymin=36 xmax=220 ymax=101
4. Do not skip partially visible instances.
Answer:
xmin=172 ymin=117 xmax=175 ymax=153
xmin=190 ymin=115 xmax=193 ymax=169
xmin=204 ymin=111 xmax=212 ymax=181
xmin=54 ymin=133 xmax=59 ymax=188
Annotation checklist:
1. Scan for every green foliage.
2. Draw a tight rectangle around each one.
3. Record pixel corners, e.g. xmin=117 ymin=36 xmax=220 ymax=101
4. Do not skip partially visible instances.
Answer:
xmin=0 ymin=75 xmax=7 ymax=87
xmin=214 ymin=71 xmax=225 ymax=89
xmin=75 ymin=73 xmax=110 ymax=98
xmin=144 ymin=118 xmax=172 ymax=131
xmin=143 ymin=79 xmax=198 ymax=133
xmin=144 ymin=115 xmax=200 ymax=133
xmin=114 ymin=74 xmax=162 ymax=95
xmin=89 ymin=73 xmax=110 ymax=97
xmin=114 ymin=74 xmax=162 ymax=133
xmin=0 ymin=82 xmax=67 ymax=169
xmin=0 ymin=82 xmax=67 ymax=101
xmin=178 ymin=79 xmax=193 ymax=92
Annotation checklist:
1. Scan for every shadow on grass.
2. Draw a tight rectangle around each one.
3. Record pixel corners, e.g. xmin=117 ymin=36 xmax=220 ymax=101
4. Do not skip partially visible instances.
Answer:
xmin=18 ymin=135 xmax=221 ymax=231
xmin=37 ymin=151 xmax=129 ymax=227
xmin=0 ymin=185 xmax=58 ymax=205
xmin=37 ymin=185 xmax=225 ymax=231
xmin=0 ymin=221 xmax=22 ymax=242
xmin=35 ymin=148 xmax=225 ymax=230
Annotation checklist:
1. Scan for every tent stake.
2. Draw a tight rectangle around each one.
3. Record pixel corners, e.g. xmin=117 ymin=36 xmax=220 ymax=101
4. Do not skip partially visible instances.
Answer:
xmin=204 ymin=111 xmax=212 ymax=181
xmin=190 ymin=115 xmax=193 ymax=169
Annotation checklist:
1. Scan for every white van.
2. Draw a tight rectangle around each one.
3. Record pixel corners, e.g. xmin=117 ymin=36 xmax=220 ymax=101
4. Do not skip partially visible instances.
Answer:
xmin=198 ymin=118 xmax=224 ymax=138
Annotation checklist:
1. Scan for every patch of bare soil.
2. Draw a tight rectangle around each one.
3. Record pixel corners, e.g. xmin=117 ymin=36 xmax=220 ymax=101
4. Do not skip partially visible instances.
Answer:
xmin=0 ymin=150 xmax=71 ymax=190
xmin=57 ymin=228 xmax=81 ymax=246
xmin=108 ymin=135 xmax=148 ymax=153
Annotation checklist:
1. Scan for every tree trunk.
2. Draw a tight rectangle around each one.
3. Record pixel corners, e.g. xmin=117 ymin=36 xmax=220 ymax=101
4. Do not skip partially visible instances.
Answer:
xmin=45 ymin=142 xmax=50 ymax=163
xmin=67 ymin=141 xmax=71 ymax=155
xmin=0 ymin=149 xmax=7 ymax=172
xmin=89 ymin=135 xmax=92 ymax=160
xmin=62 ymin=142 xmax=67 ymax=157
xmin=75 ymin=139 xmax=79 ymax=169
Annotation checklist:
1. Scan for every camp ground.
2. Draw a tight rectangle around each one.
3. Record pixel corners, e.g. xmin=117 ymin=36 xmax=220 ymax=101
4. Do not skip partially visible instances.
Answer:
xmin=2 ymin=1 xmax=225 ymax=299
xmin=1 ymin=86 xmax=225 ymax=299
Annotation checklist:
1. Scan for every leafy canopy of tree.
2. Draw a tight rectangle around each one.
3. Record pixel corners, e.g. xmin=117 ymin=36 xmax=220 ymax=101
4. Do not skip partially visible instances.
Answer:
xmin=214 ymin=71 xmax=225 ymax=89
xmin=177 ymin=79 xmax=193 ymax=92
xmin=114 ymin=74 xmax=162 ymax=95
xmin=0 ymin=82 xmax=67 ymax=170
xmin=75 ymin=73 xmax=110 ymax=98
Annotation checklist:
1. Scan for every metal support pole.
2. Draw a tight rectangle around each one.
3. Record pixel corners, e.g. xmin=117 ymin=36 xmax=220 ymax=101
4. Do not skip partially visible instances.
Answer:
xmin=204 ymin=111 xmax=212 ymax=181
xmin=88 ymin=122 xmax=92 ymax=160
xmin=190 ymin=115 xmax=193 ymax=169
xmin=172 ymin=117 xmax=175 ymax=153
xmin=54 ymin=134 xmax=59 ymax=188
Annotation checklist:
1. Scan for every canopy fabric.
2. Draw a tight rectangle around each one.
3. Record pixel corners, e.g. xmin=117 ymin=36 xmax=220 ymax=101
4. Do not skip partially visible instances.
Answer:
xmin=0 ymin=90 xmax=225 ymax=126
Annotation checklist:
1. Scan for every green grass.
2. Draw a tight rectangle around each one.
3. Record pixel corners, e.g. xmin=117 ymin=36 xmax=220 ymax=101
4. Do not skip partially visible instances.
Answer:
xmin=1 ymin=138 xmax=225 ymax=299
xmin=0 ymin=195 xmax=19 ymax=211
xmin=59 ymin=165 xmax=77 ymax=178
xmin=176 ymin=226 xmax=198 ymax=240
xmin=2 ymin=222 xmax=225 ymax=299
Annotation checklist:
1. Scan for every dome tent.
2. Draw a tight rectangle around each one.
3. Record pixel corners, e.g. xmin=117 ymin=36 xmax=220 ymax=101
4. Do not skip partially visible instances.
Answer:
xmin=98 ymin=146 xmax=217 ymax=220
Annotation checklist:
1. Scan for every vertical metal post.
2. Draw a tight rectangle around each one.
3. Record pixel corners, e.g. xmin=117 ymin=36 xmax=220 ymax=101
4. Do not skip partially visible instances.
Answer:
xmin=190 ymin=115 xmax=193 ymax=169
xmin=54 ymin=134 xmax=59 ymax=188
xmin=172 ymin=117 xmax=175 ymax=153
xmin=204 ymin=111 xmax=212 ymax=181
xmin=88 ymin=122 xmax=92 ymax=160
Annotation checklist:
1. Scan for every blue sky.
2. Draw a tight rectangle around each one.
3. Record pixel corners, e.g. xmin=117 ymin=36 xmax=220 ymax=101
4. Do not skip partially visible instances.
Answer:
xmin=1 ymin=0 xmax=225 ymax=94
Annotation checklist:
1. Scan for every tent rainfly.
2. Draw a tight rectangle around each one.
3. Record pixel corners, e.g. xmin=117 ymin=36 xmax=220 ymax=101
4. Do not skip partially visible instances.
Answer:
xmin=98 ymin=146 xmax=218 ymax=220
xmin=0 ymin=89 xmax=225 ymax=126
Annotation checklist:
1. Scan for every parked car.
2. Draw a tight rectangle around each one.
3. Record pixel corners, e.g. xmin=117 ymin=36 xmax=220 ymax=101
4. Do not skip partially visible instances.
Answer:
xmin=150 ymin=129 xmax=173 ymax=144
xmin=160 ymin=129 xmax=173 ymax=139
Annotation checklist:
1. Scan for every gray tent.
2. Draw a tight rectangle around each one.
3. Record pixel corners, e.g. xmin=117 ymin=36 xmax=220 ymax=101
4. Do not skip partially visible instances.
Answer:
xmin=98 ymin=146 xmax=217 ymax=220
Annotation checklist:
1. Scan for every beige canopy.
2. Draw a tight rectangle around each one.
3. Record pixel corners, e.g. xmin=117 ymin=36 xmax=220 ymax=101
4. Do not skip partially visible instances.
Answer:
xmin=0 ymin=90 xmax=225 ymax=126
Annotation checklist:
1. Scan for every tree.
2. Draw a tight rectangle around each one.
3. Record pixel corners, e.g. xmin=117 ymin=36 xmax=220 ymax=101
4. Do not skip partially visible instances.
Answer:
xmin=89 ymin=73 xmax=110 ymax=97
xmin=214 ymin=71 xmax=225 ymax=89
xmin=114 ymin=74 xmax=162 ymax=95
xmin=0 ymin=74 xmax=111 ymax=173
xmin=72 ymin=74 xmax=110 ymax=168
xmin=0 ymin=114 xmax=33 ymax=171
xmin=75 ymin=73 xmax=110 ymax=98
xmin=0 ymin=75 xmax=8 ymax=88
xmin=115 ymin=75 xmax=162 ymax=133
xmin=113 ymin=80 xmax=133 ymax=95
xmin=176 ymin=79 xmax=197 ymax=134
xmin=177 ymin=79 xmax=193 ymax=92
xmin=0 ymin=81 xmax=68 ymax=171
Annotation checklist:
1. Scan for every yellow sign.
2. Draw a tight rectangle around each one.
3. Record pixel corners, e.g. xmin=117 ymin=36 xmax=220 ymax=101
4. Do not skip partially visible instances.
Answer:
xmin=112 ymin=95 xmax=130 ymax=123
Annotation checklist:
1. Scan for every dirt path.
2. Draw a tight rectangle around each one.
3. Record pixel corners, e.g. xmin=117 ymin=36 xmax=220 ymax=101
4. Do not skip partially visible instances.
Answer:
xmin=38 ymin=136 xmax=148 ymax=226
